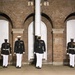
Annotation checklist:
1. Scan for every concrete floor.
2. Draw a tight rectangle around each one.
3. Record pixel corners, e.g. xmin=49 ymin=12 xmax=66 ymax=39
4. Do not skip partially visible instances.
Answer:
xmin=0 ymin=65 xmax=75 ymax=75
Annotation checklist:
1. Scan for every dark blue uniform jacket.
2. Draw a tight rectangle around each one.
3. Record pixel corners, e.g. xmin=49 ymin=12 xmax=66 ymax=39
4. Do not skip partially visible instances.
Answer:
xmin=14 ymin=40 xmax=25 ymax=54
xmin=34 ymin=40 xmax=46 ymax=54
xmin=67 ymin=42 xmax=75 ymax=54
xmin=1 ymin=43 xmax=11 ymax=55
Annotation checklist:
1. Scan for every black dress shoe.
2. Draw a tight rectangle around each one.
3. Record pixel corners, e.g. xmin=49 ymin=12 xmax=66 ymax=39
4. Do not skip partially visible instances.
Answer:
xmin=36 ymin=66 xmax=41 ymax=69
xmin=18 ymin=67 xmax=21 ymax=69
xmin=5 ymin=66 xmax=8 ymax=68
xmin=3 ymin=66 xmax=8 ymax=68
xmin=16 ymin=66 xmax=19 ymax=68
xmin=36 ymin=67 xmax=38 ymax=69
xmin=71 ymin=66 xmax=74 ymax=68
xmin=36 ymin=66 xmax=39 ymax=69
xmin=3 ymin=66 xmax=5 ymax=68
xmin=38 ymin=67 xmax=41 ymax=69
xmin=70 ymin=65 xmax=74 ymax=68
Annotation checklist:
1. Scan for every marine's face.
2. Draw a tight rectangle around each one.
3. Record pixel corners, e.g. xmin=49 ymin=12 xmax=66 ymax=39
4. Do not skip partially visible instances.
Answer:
xmin=5 ymin=39 xmax=7 ymax=42
xmin=18 ymin=38 xmax=20 ymax=40
xmin=71 ymin=39 xmax=74 ymax=42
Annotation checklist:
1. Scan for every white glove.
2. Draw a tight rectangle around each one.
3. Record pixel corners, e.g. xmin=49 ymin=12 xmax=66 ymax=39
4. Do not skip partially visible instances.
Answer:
xmin=10 ymin=54 xmax=12 ymax=56
xmin=34 ymin=52 xmax=36 ymax=54
xmin=67 ymin=53 xmax=69 ymax=55
xmin=23 ymin=52 xmax=25 ymax=54
xmin=44 ymin=52 xmax=46 ymax=54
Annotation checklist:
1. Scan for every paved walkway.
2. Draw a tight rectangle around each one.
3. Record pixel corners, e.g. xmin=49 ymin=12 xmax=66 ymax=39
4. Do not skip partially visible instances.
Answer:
xmin=0 ymin=65 xmax=75 ymax=75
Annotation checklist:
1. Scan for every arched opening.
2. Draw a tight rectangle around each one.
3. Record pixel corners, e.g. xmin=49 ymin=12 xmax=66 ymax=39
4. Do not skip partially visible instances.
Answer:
xmin=65 ymin=12 xmax=75 ymax=46
xmin=24 ymin=13 xmax=53 ymax=63
xmin=0 ymin=12 xmax=13 ymax=27
xmin=66 ymin=20 xmax=75 ymax=43
xmin=0 ymin=20 xmax=9 ymax=48
xmin=28 ymin=21 xmax=47 ymax=61
xmin=64 ymin=12 xmax=75 ymax=64
xmin=0 ymin=12 xmax=13 ymax=63
xmin=0 ymin=12 xmax=13 ymax=46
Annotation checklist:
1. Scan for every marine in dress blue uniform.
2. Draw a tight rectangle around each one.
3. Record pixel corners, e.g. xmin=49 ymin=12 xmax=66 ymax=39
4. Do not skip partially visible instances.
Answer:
xmin=1 ymin=39 xmax=11 ymax=68
xmin=34 ymin=36 xmax=46 ymax=69
xmin=67 ymin=39 xmax=75 ymax=68
xmin=14 ymin=36 xmax=25 ymax=68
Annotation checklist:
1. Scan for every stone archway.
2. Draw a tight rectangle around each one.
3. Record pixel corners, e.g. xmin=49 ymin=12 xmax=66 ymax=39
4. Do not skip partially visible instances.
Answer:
xmin=0 ymin=20 xmax=9 ymax=48
xmin=24 ymin=13 xmax=53 ymax=63
xmin=66 ymin=20 xmax=75 ymax=43
xmin=0 ymin=12 xmax=13 ymax=64
xmin=28 ymin=21 xmax=47 ymax=61
xmin=64 ymin=12 xmax=75 ymax=65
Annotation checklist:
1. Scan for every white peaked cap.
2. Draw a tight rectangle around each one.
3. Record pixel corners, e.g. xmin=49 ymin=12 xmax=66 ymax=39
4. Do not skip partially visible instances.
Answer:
xmin=17 ymin=36 xmax=21 ymax=38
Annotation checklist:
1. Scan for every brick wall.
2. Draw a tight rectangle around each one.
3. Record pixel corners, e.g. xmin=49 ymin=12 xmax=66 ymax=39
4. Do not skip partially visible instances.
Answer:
xmin=0 ymin=0 xmax=75 ymax=65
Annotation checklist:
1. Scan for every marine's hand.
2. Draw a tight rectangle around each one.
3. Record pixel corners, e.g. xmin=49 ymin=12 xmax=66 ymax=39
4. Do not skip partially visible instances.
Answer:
xmin=67 ymin=53 xmax=69 ymax=55
xmin=34 ymin=52 xmax=36 ymax=54
xmin=10 ymin=54 xmax=12 ymax=56
xmin=23 ymin=52 xmax=25 ymax=54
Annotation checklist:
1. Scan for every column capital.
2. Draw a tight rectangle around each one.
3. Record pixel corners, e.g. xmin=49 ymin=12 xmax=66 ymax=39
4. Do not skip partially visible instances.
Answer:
xmin=12 ymin=29 xmax=24 ymax=33
xmin=52 ymin=29 xmax=64 ymax=33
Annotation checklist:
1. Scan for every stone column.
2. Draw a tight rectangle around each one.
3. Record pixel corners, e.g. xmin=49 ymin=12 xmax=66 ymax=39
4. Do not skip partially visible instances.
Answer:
xmin=52 ymin=29 xmax=64 ymax=65
xmin=35 ymin=0 xmax=41 ymax=36
xmin=12 ymin=29 xmax=24 ymax=42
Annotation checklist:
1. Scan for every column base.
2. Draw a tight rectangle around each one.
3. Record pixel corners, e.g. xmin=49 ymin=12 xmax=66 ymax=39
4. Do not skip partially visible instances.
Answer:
xmin=53 ymin=62 xmax=63 ymax=65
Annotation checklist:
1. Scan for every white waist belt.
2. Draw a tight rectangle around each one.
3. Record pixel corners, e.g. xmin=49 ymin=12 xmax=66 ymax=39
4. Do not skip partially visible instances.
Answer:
xmin=69 ymin=48 xmax=75 ymax=50
xmin=3 ymin=49 xmax=9 ymax=50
